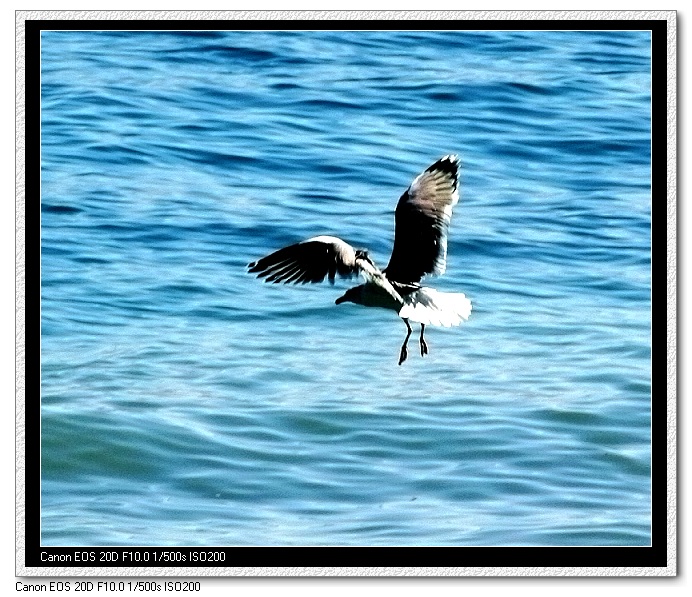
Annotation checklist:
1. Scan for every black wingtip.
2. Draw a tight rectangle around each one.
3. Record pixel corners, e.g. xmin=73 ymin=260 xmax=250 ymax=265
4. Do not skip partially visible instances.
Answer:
xmin=427 ymin=154 xmax=459 ymax=174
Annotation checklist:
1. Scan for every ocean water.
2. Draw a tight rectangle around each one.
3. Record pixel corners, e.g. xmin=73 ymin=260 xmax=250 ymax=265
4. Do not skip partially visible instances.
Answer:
xmin=40 ymin=29 xmax=652 ymax=547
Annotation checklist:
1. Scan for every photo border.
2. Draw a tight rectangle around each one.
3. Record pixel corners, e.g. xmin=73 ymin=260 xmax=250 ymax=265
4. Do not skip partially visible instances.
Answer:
xmin=17 ymin=10 xmax=675 ymax=577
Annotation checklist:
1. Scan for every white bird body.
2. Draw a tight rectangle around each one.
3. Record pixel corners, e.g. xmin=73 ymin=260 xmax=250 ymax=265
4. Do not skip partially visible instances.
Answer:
xmin=248 ymin=155 xmax=471 ymax=364
xmin=399 ymin=287 xmax=472 ymax=327
xmin=336 ymin=283 xmax=471 ymax=327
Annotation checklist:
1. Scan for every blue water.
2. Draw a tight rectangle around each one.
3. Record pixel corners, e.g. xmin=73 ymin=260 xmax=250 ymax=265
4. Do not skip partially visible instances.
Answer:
xmin=40 ymin=29 xmax=651 ymax=546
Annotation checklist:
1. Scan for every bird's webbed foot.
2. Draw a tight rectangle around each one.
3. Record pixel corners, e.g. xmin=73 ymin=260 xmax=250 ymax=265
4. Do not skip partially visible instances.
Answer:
xmin=398 ymin=344 xmax=408 ymax=366
xmin=420 ymin=337 xmax=428 ymax=357
xmin=398 ymin=318 xmax=413 ymax=366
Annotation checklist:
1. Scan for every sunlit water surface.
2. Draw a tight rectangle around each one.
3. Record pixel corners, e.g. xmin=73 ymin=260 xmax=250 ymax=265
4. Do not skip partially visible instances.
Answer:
xmin=41 ymin=29 xmax=651 ymax=546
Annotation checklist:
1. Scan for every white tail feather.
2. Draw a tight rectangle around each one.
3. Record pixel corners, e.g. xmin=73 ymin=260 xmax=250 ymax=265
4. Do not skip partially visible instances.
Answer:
xmin=398 ymin=287 xmax=472 ymax=327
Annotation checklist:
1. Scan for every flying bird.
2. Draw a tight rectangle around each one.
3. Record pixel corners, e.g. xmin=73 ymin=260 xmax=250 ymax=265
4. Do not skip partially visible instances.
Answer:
xmin=248 ymin=155 xmax=472 ymax=365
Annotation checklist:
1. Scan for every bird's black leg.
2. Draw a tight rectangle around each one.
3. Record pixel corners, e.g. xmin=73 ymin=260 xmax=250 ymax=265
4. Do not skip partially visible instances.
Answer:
xmin=419 ymin=323 xmax=428 ymax=357
xmin=399 ymin=318 xmax=413 ymax=365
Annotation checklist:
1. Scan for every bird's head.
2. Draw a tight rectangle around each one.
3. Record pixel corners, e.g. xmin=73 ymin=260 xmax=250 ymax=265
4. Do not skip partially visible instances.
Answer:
xmin=335 ymin=285 xmax=364 ymax=306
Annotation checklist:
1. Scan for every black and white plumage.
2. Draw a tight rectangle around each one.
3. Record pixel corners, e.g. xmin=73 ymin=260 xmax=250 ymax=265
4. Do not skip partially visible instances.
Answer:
xmin=248 ymin=155 xmax=471 ymax=364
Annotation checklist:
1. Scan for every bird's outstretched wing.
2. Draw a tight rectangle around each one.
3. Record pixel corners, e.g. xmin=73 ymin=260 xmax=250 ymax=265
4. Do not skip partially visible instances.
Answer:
xmin=249 ymin=235 xmax=403 ymax=302
xmin=248 ymin=235 xmax=368 ymax=285
xmin=384 ymin=155 xmax=460 ymax=284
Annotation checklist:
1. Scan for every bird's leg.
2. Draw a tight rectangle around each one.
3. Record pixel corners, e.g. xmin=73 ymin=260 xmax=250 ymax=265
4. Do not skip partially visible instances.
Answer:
xmin=399 ymin=318 xmax=413 ymax=365
xmin=419 ymin=323 xmax=428 ymax=357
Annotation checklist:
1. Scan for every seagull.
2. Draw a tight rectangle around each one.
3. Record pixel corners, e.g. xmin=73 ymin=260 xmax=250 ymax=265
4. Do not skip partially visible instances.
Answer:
xmin=248 ymin=155 xmax=472 ymax=365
